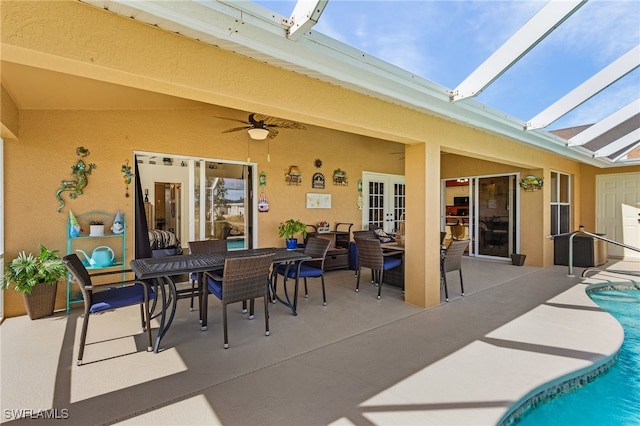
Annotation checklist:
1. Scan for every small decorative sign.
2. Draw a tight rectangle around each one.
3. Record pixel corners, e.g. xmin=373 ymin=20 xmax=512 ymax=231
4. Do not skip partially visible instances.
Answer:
xmin=286 ymin=165 xmax=302 ymax=185
xmin=333 ymin=168 xmax=348 ymax=186
xmin=519 ymin=175 xmax=543 ymax=191
xmin=312 ymin=172 xmax=325 ymax=189
xmin=306 ymin=193 xmax=332 ymax=209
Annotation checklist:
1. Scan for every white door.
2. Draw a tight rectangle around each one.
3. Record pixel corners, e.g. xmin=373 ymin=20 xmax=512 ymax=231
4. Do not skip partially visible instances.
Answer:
xmin=362 ymin=172 xmax=405 ymax=234
xmin=597 ymin=173 xmax=640 ymax=260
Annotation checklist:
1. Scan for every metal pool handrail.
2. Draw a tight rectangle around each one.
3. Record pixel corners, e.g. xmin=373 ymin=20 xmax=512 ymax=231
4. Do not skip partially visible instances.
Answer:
xmin=547 ymin=229 xmax=640 ymax=277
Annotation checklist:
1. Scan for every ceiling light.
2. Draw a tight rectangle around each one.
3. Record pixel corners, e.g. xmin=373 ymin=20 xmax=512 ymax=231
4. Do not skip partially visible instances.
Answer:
xmin=248 ymin=128 xmax=269 ymax=140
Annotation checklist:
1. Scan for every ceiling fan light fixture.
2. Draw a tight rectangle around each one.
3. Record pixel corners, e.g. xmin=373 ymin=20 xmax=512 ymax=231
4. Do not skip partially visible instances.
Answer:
xmin=248 ymin=128 xmax=269 ymax=140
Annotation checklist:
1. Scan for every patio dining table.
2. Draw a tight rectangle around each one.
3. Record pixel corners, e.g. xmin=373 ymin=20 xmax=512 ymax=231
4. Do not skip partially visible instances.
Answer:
xmin=130 ymin=247 xmax=310 ymax=352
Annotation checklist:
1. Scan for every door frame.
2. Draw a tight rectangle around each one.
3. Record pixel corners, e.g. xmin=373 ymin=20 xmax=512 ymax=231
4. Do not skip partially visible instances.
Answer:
xmin=596 ymin=172 xmax=640 ymax=260
xmin=441 ymin=172 xmax=520 ymax=260
xmin=135 ymin=151 xmax=258 ymax=249
xmin=361 ymin=171 xmax=406 ymax=234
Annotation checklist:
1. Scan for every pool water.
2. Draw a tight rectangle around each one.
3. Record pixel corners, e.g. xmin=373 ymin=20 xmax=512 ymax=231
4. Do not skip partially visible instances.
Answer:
xmin=518 ymin=289 xmax=640 ymax=425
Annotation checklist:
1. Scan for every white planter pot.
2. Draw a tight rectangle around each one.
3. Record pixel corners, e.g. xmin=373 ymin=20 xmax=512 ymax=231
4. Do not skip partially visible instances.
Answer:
xmin=89 ymin=225 xmax=105 ymax=236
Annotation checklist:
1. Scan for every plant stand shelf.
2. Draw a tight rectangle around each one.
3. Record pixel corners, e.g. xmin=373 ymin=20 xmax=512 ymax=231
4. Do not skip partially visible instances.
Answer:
xmin=66 ymin=210 xmax=126 ymax=313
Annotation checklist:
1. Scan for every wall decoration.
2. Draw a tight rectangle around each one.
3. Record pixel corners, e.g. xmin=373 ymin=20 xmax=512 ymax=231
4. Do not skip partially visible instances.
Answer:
xmin=258 ymin=192 xmax=269 ymax=212
xmin=69 ymin=210 xmax=81 ymax=237
xmin=121 ymin=159 xmax=134 ymax=198
xmin=306 ymin=193 xmax=332 ymax=209
xmin=314 ymin=159 xmax=322 ymax=168
xmin=312 ymin=172 xmax=325 ymax=189
xmin=111 ymin=210 xmax=125 ymax=234
xmin=520 ymin=175 xmax=544 ymax=191
xmin=56 ymin=147 xmax=96 ymax=212
xmin=258 ymin=171 xmax=269 ymax=212
xmin=285 ymin=165 xmax=302 ymax=185
xmin=333 ymin=168 xmax=348 ymax=186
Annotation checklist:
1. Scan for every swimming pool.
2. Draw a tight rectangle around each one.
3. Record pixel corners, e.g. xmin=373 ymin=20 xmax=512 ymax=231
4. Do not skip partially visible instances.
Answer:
xmin=517 ymin=287 xmax=640 ymax=425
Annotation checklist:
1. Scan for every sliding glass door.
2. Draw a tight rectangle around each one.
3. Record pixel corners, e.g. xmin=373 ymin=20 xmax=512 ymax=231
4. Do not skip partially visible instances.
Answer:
xmin=443 ymin=173 xmax=518 ymax=259
xmin=192 ymin=160 xmax=252 ymax=249
xmin=137 ymin=154 xmax=255 ymax=251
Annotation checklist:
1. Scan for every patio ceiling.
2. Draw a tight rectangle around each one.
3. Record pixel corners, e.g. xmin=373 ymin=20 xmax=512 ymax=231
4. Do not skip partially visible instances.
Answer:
xmin=23 ymin=1 xmax=640 ymax=166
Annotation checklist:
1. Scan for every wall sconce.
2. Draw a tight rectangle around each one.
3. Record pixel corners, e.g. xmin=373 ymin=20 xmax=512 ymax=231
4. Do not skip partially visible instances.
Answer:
xmin=248 ymin=127 xmax=269 ymax=140
xmin=144 ymin=188 xmax=149 ymax=202
xmin=519 ymin=175 xmax=543 ymax=191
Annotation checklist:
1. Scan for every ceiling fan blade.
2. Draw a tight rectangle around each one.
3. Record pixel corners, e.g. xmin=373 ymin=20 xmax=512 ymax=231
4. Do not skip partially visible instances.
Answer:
xmin=221 ymin=126 xmax=251 ymax=133
xmin=267 ymin=128 xmax=279 ymax=139
xmin=253 ymin=113 xmax=306 ymax=130
xmin=213 ymin=115 xmax=251 ymax=126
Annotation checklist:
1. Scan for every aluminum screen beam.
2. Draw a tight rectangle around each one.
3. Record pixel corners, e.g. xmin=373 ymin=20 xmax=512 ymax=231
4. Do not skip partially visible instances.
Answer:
xmin=287 ymin=0 xmax=328 ymax=41
xmin=568 ymin=99 xmax=640 ymax=146
xmin=526 ymin=45 xmax=640 ymax=130
xmin=450 ymin=0 xmax=586 ymax=102
xmin=594 ymin=129 xmax=640 ymax=158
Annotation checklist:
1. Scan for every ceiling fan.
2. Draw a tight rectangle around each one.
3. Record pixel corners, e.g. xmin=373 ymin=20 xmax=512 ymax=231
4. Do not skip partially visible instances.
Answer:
xmin=215 ymin=113 xmax=306 ymax=140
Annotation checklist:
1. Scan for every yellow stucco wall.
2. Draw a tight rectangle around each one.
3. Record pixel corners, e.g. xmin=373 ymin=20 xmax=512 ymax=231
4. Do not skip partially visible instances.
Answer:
xmin=2 ymin=108 xmax=404 ymax=317
xmin=2 ymin=0 xmax=639 ymax=316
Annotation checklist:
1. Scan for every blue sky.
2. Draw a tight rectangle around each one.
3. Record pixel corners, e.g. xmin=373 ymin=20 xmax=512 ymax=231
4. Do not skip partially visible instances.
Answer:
xmin=253 ymin=0 xmax=639 ymax=130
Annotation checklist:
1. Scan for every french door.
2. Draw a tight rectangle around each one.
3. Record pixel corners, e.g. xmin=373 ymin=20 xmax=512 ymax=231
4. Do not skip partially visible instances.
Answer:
xmin=362 ymin=172 xmax=406 ymax=234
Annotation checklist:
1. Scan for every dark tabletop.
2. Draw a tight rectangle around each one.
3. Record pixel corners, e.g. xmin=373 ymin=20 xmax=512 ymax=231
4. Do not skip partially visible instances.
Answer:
xmin=130 ymin=247 xmax=309 ymax=279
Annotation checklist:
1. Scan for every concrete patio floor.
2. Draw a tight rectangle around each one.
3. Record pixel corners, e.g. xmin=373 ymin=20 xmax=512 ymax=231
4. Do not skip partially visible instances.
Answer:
xmin=1 ymin=257 xmax=637 ymax=425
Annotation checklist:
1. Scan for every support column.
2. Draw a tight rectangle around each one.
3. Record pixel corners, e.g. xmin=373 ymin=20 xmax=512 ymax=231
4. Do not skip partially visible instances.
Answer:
xmin=404 ymin=142 xmax=441 ymax=308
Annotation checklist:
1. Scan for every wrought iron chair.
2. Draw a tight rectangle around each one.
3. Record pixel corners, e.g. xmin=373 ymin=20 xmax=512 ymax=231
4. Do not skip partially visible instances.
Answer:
xmin=201 ymin=252 xmax=276 ymax=348
xmin=440 ymin=239 xmax=469 ymax=302
xmin=354 ymin=238 xmax=402 ymax=299
xmin=188 ymin=239 xmax=228 ymax=315
xmin=62 ymin=254 xmax=155 ymax=366
xmin=273 ymin=237 xmax=331 ymax=311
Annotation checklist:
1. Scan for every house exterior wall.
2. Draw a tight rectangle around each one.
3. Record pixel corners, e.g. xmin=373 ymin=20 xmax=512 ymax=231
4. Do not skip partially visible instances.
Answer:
xmin=2 ymin=1 xmax=639 ymax=316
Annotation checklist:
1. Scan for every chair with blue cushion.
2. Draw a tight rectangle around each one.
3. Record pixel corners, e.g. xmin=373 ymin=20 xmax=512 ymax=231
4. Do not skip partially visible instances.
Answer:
xmin=188 ymin=239 xmax=227 ymax=315
xmin=354 ymin=238 xmax=403 ymax=299
xmin=201 ymin=252 xmax=276 ymax=348
xmin=62 ymin=254 xmax=155 ymax=366
xmin=273 ymin=237 xmax=331 ymax=312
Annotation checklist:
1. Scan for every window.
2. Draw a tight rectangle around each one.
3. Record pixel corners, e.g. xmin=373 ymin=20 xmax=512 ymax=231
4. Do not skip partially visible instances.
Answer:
xmin=550 ymin=171 xmax=571 ymax=235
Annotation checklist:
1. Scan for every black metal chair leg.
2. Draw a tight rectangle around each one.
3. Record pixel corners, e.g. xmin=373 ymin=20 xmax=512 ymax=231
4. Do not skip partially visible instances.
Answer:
xmin=320 ymin=276 xmax=327 ymax=305
xmin=223 ymin=304 xmax=229 ymax=349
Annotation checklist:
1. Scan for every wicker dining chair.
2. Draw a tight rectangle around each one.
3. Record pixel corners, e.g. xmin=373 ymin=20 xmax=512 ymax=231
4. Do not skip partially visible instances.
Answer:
xmin=188 ymin=239 xmax=228 ymax=315
xmin=353 ymin=230 xmax=376 ymax=241
xmin=62 ymin=254 xmax=155 ymax=366
xmin=354 ymin=238 xmax=402 ymax=299
xmin=440 ymin=239 xmax=469 ymax=302
xmin=273 ymin=237 xmax=331 ymax=311
xmin=201 ymin=252 xmax=276 ymax=348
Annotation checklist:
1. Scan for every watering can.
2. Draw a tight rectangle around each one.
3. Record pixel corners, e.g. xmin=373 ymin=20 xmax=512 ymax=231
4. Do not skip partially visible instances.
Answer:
xmin=76 ymin=246 xmax=115 ymax=268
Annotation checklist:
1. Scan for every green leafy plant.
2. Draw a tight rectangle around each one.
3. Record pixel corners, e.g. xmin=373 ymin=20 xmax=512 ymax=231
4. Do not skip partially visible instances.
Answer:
xmin=278 ymin=219 xmax=307 ymax=240
xmin=90 ymin=219 xmax=104 ymax=225
xmin=3 ymin=245 xmax=67 ymax=295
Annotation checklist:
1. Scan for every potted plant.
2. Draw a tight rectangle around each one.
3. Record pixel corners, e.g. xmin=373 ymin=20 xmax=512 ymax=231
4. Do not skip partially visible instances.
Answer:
xmin=3 ymin=245 xmax=67 ymax=320
xmin=278 ymin=219 xmax=307 ymax=250
xmin=89 ymin=219 xmax=104 ymax=236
